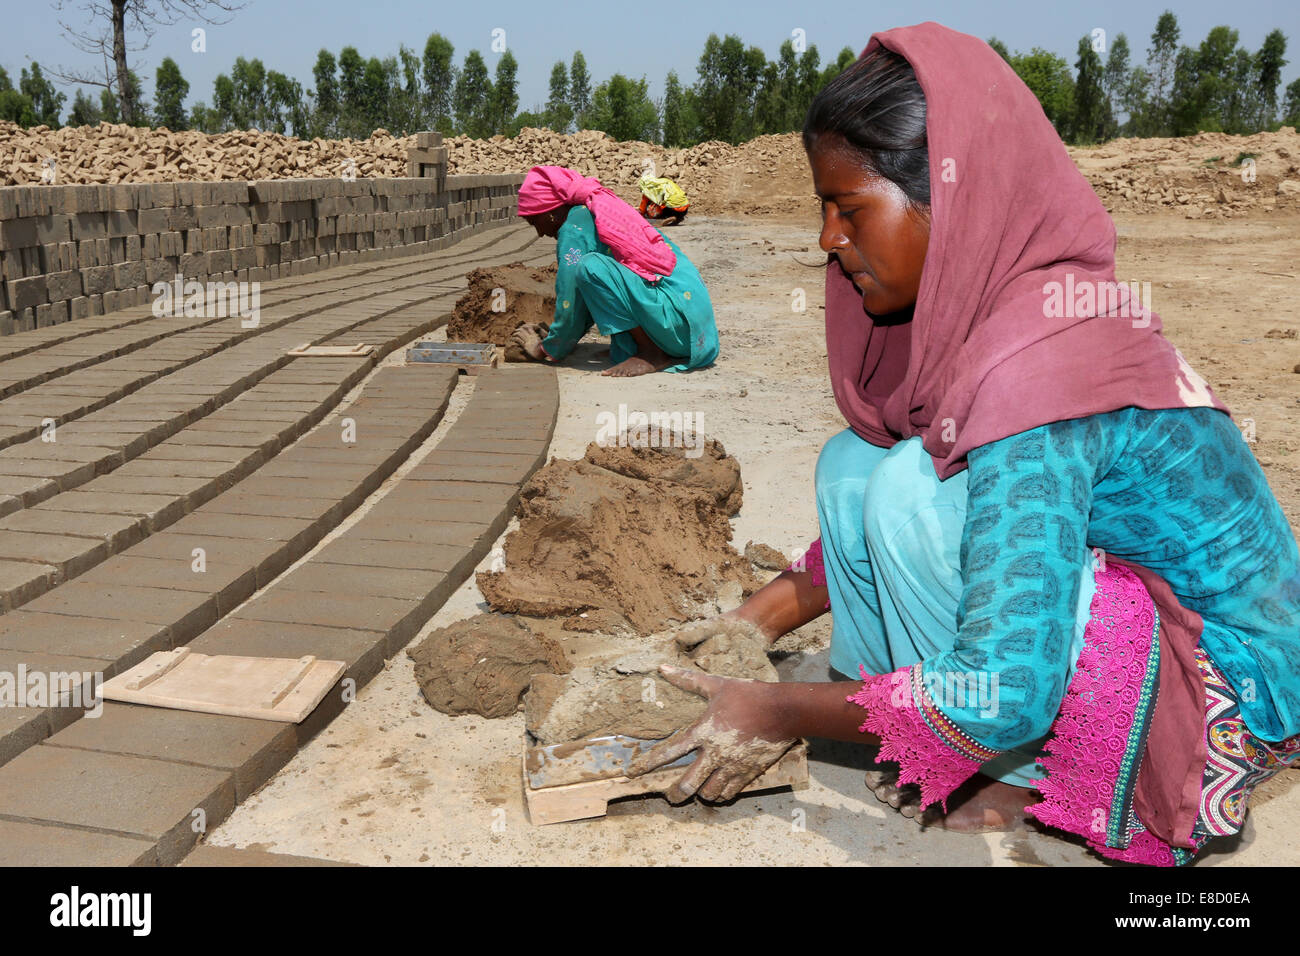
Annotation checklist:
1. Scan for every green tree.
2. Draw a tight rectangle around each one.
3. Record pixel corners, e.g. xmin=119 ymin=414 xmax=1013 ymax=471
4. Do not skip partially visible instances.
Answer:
xmin=570 ymin=51 xmax=591 ymax=125
xmin=1145 ymin=10 xmax=1181 ymax=135
xmin=312 ymin=49 xmax=339 ymax=137
xmin=19 ymin=62 xmax=65 ymax=127
xmin=1283 ymin=78 xmax=1300 ymax=126
xmin=360 ymin=56 xmax=389 ymax=134
xmin=1072 ymin=35 xmax=1109 ymax=143
xmin=454 ymin=50 xmax=493 ymax=137
xmin=509 ymin=108 xmax=545 ymax=135
xmin=821 ymin=46 xmax=856 ymax=87
xmin=693 ymin=33 xmax=766 ymax=143
xmin=665 ymin=70 xmax=686 ymax=145
xmin=267 ymin=69 xmax=307 ymax=135
xmin=231 ymin=56 xmax=268 ymax=129
xmin=68 ymin=87 xmax=102 ymax=125
xmin=100 ymin=86 xmax=119 ymax=123
xmin=212 ymin=72 xmax=236 ymax=128
xmin=584 ymin=74 xmax=658 ymax=142
xmin=0 ymin=67 xmax=35 ymax=126
xmin=189 ymin=101 xmax=218 ymax=132
xmin=1123 ymin=65 xmax=1152 ymax=135
xmin=1102 ymin=33 xmax=1131 ymax=137
xmin=385 ymin=46 xmax=425 ymax=135
xmin=338 ymin=46 xmax=366 ymax=135
xmin=1009 ymin=48 xmax=1075 ymax=137
xmin=1167 ymin=44 xmax=1202 ymax=135
xmin=1255 ymin=29 xmax=1288 ymax=127
xmin=794 ymin=44 xmax=823 ymax=127
xmin=422 ymin=33 xmax=456 ymax=133
xmin=0 ymin=66 xmax=36 ymax=126
xmin=754 ymin=60 xmax=783 ymax=134
xmin=545 ymin=60 xmax=571 ymax=132
xmin=491 ymin=50 xmax=518 ymax=135
xmin=987 ymin=37 xmax=1011 ymax=62
xmin=153 ymin=56 xmax=189 ymax=130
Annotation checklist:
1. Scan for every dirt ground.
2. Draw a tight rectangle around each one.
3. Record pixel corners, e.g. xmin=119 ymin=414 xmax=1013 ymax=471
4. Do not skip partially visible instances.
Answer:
xmin=205 ymin=206 xmax=1300 ymax=867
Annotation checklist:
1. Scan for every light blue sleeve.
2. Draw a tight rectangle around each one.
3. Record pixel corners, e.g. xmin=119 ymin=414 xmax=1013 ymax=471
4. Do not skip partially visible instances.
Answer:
xmin=922 ymin=417 xmax=1114 ymax=751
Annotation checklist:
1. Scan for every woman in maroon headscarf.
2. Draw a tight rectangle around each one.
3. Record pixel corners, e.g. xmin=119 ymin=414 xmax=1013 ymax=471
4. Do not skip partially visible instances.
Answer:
xmin=626 ymin=22 xmax=1300 ymax=865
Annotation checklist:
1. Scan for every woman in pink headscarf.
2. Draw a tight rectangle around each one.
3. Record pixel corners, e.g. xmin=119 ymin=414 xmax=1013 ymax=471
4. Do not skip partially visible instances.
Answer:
xmin=625 ymin=23 xmax=1299 ymax=866
xmin=511 ymin=165 xmax=719 ymax=377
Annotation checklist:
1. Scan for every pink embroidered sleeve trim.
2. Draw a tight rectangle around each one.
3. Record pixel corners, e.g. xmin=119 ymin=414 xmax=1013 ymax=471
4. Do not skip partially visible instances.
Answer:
xmin=787 ymin=538 xmax=827 ymax=588
xmin=787 ymin=538 xmax=830 ymax=610
xmin=847 ymin=664 xmax=1001 ymax=811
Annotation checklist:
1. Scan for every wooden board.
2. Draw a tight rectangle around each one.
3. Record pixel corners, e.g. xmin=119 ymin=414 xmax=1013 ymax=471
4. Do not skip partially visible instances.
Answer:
xmin=523 ymin=740 xmax=809 ymax=826
xmin=287 ymin=343 xmax=375 ymax=357
xmin=101 ymin=648 xmax=346 ymax=723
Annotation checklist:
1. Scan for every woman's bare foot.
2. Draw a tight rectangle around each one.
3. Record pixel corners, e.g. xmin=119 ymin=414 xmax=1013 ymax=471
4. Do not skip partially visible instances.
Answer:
xmin=602 ymin=353 xmax=672 ymax=377
xmin=601 ymin=327 xmax=681 ymax=377
xmin=864 ymin=769 xmax=1032 ymax=832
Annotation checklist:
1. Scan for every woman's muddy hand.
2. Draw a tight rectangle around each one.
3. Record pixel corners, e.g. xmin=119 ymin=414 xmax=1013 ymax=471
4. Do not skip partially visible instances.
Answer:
xmin=623 ymin=664 xmax=796 ymax=803
xmin=669 ymin=614 xmax=767 ymax=651
xmin=510 ymin=323 xmax=546 ymax=360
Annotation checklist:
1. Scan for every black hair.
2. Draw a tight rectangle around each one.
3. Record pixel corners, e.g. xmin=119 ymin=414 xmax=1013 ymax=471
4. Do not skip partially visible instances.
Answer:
xmin=803 ymin=47 xmax=930 ymax=208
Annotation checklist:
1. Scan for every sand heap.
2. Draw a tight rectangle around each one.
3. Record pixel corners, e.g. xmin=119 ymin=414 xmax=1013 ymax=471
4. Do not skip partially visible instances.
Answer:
xmin=444 ymin=128 xmax=812 ymax=215
xmin=408 ymin=613 xmax=569 ymax=719
xmin=1070 ymin=126 xmax=1300 ymax=217
xmin=446 ymin=263 xmax=556 ymax=359
xmin=525 ymin=618 xmax=776 ymax=745
xmin=477 ymin=438 xmax=757 ymax=633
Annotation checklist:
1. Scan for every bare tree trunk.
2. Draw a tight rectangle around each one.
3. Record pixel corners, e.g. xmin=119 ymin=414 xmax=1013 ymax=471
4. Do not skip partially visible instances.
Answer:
xmin=112 ymin=0 xmax=132 ymax=124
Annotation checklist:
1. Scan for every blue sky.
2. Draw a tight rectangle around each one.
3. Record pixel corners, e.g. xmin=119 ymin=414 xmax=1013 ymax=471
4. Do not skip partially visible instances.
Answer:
xmin=4 ymin=0 xmax=1299 ymax=115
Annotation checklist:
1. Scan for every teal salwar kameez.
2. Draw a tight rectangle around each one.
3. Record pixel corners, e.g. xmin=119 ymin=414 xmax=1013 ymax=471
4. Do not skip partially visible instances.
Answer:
xmin=539 ymin=206 xmax=719 ymax=372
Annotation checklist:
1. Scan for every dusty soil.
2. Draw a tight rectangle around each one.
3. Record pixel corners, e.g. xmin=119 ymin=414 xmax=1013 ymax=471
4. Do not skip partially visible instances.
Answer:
xmin=208 ymin=199 xmax=1300 ymax=868
xmin=446 ymin=263 xmax=556 ymax=356
xmin=476 ymin=445 xmax=759 ymax=633
xmin=408 ymin=613 xmax=569 ymax=719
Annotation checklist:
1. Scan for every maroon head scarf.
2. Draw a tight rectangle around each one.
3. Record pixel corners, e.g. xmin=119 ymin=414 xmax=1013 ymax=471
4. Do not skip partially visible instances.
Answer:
xmin=825 ymin=22 xmax=1229 ymax=478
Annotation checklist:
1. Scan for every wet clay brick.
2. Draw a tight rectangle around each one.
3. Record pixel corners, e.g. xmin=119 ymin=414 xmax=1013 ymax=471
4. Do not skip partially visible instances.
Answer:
xmin=24 ymin=582 xmax=217 ymax=642
xmin=45 ymin=703 xmax=294 ymax=802
xmin=0 ymin=819 xmax=157 ymax=866
xmin=188 ymin=619 xmax=386 ymax=687
xmin=0 ymin=508 xmax=144 ymax=549
xmin=0 ymin=746 xmax=233 ymax=866
xmin=0 ymin=611 xmax=171 ymax=669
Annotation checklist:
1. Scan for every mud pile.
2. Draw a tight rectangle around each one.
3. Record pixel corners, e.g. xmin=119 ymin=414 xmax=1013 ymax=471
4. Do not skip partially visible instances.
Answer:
xmin=525 ymin=618 xmax=775 ymax=745
xmin=408 ymin=613 xmax=569 ymax=719
xmin=584 ymin=436 xmax=743 ymax=516
xmin=446 ymin=263 xmax=556 ymax=357
xmin=1072 ymin=126 xmax=1300 ymax=217
xmin=477 ymin=438 xmax=758 ymax=633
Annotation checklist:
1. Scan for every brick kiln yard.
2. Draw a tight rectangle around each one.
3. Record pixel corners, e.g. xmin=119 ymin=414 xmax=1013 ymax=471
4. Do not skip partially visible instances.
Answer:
xmin=0 ymin=125 xmax=1295 ymax=867
xmin=208 ymin=207 xmax=1299 ymax=868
